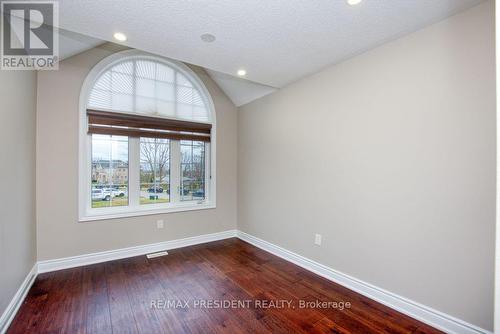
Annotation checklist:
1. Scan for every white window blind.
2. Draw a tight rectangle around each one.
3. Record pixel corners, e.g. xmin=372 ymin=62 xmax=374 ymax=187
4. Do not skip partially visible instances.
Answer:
xmin=88 ymin=58 xmax=210 ymax=122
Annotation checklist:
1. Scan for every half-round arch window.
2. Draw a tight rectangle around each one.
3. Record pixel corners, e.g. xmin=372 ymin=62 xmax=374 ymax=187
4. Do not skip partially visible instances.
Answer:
xmin=79 ymin=50 xmax=216 ymax=221
xmin=87 ymin=57 xmax=211 ymax=122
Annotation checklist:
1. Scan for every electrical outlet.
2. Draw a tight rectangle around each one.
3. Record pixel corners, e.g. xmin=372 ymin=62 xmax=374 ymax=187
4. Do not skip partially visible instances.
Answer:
xmin=314 ymin=234 xmax=322 ymax=246
xmin=157 ymin=219 xmax=164 ymax=229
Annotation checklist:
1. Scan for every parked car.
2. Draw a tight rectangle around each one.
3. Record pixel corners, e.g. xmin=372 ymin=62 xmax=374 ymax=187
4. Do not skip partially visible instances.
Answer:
xmin=109 ymin=188 xmax=126 ymax=197
xmin=192 ymin=190 xmax=204 ymax=198
xmin=148 ymin=186 xmax=163 ymax=193
xmin=92 ymin=189 xmax=112 ymax=201
xmin=92 ymin=188 xmax=127 ymax=201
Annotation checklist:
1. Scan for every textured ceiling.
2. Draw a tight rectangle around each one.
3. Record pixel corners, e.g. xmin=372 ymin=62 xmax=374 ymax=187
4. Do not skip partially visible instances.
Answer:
xmin=53 ymin=28 xmax=275 ymax=107
xmin=55 ymin=0 xmax=483 ymax=88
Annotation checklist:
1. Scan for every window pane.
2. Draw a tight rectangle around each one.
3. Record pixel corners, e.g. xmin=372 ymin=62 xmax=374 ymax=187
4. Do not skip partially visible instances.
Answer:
xmin=94 ymin=71 xmax=112 ymax=91
xmin=192 ymin=89 xmax=204 ymax=107
xmin=135 ymin=60 xmax=156 ymax=80
xmin=140 ymin=138 xmax=170 ymax=205
xmin=192 ymin=106 xmax=209 ymax=122
xmin=136 ymin=77 xmax=155 ymax=98
xmin=157 ymin=100 xmax=175 ymax=117
xmin=88 ymin=88 xmax=112 ymax=110
xmin=156 ymin=64 xmax=175 ymax=83
xmin=91 ymin=135 xmax=129 ymax=208
xmin=110 ymin=72 xmax=133 ymax=94
xmin=112 ymin=61 xmax=134 ymax=75
xmin=156 ymin=81 xmax=175 ymax=101
xmin=136 ymin=96 xmax=156 ymax=114
xmin=177 ymin=103 xmax=195 ymax=120
xmin=180 ymin=140 xmax=205 ymax=201
xmin=177 ymin=86 xmax=194 ymax=104
xmin=111 ymin=93 xmax=133 ymax=111
xmin=176 ymin=73 xmax=193 ymax=87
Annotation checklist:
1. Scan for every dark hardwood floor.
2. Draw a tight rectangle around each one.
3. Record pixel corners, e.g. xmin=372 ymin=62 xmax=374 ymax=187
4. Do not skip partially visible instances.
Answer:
xmin=8 ymin=238 xmax=442 ymax=334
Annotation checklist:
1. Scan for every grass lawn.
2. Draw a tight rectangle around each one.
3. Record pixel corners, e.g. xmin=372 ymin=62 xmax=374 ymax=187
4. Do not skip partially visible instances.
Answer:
xmin=92 ymin=197 xmax=129 ymax=208
xmin=140 ymin=197 xmax=170 ymax=205
xmin=92 ymin=197 xmax=170 ymax=207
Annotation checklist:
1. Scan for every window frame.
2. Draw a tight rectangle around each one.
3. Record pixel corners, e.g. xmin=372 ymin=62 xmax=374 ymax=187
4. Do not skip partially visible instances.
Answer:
xmin=79 ymin=50 xmax=216 ymax=222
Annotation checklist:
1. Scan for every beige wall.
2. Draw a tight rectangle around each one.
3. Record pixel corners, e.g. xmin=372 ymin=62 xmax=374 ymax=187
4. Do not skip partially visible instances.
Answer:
xmin=496 ymin=0 xmax=500 ymax=331
xmin=36 ymin=43 xmax=238 ymax=260
xmin=0 ymin=71 xmax=37 ymax=318
xmin=238 ymin=1 xmax=495 ymax=330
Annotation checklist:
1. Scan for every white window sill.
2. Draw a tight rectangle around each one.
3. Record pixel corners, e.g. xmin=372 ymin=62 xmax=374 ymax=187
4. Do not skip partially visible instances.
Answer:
xmin=79 ymin=202 xmax=216 ymax=222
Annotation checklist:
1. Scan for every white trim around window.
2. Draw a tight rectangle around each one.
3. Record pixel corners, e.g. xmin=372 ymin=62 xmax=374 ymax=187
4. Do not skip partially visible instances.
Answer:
xmin=78 ymin=50 xmax=216 ymax=222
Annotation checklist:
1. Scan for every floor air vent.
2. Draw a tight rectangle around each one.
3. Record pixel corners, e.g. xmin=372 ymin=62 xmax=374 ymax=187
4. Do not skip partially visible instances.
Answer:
xmin=146 ymin=251 xmax=169 ymax=259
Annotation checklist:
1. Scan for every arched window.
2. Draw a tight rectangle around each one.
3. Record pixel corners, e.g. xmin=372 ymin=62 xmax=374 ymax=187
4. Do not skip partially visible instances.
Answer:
xmin=88 ymin=57 xmax=211 ymax=122
xmin=79 ymin=50 xmax=216 ymax=221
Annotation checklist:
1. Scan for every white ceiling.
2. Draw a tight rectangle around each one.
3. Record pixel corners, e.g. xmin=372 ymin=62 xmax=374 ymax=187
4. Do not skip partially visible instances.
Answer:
xmin=59 ymin=29 xmax=103 ymax=61
xmin=206 ymin=70 xmax=276 ymax=107
xmin=51 ymin=28 xmax=275 ymax=106
xmin=55 ymin=0 xmax=483 ymax=89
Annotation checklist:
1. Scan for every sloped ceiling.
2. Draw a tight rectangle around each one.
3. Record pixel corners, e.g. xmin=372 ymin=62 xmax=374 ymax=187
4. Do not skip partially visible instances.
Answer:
xmin=206 ymin=70 xmax=276 ymax=107
xmin=53 ymin=28 xmax=274 ymax=106
xmin=59 ymin=29 xmax=103 ymax=61
xmin=55 ymin=0 xmax=483 ymax=89
xmin=10 ymin=0 xmax=485 ymax=106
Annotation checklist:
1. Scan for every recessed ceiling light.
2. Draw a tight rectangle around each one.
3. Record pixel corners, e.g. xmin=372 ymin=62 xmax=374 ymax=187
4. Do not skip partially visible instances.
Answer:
xmin=200 ymin=33 xmax=216 ymax=43
xmin=113 ymin=32 xmax=127 ymax=42
xmin=347 ymin=0 xmax=362 ymax=5
xmin=237 ymin=69 xmax=247 ymax=77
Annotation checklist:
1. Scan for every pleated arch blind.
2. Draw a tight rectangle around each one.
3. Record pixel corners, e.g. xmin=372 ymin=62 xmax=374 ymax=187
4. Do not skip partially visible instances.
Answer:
xmin=87 ymin=57 xmax=210 ymax=123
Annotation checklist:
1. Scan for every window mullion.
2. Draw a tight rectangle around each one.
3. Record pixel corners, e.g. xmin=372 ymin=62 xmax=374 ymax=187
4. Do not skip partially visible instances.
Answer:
xmin=132 ymin=60 xmax=137 ymax=111
xmin=170 ymin=140 xmax=181 ymax=203
xmin=129 ymin=137 xmax=140 ymax=207
xmin=205 ymin=143 xmax=211 ymax=202
xmin=174 ymin=71 xmax=177 ymax=117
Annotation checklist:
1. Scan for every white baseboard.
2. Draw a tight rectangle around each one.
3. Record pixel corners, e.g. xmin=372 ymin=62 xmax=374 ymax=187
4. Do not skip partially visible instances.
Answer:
xmin=236 ymin=231 xmax=491 ymax=334
xmin=38 ymin=229 xmax=237 ymax=273
xmin=0 ymin=263 xmax=38 ymax=334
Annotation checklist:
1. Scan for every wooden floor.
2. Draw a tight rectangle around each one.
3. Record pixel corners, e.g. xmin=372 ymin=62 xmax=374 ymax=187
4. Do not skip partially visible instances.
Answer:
xmin=8 ymin=238 xmax=442 ymax=334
